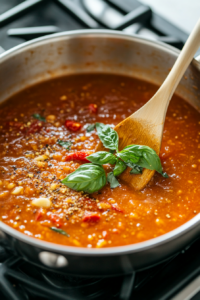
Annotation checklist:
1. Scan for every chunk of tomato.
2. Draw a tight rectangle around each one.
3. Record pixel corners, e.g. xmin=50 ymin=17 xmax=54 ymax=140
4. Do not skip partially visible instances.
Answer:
xmin=27 ymin=120 xmax=43 ymax=134
xmin=82 ymin=213 xmax=101 ymax=223
xmin=35 ymin=208 xmax=44 ymax=221
xmin=65 ymin=120 xmax=82 ymax=131
xmin=111 ymin=204 xmax=123 ymax=213
xmin=49 ymin=214 xmax=62 ymax=228
xmin=88 ymin=104 xmax=98 ymax=114
xmin=65 ymin=151 xmax=90 ymax=163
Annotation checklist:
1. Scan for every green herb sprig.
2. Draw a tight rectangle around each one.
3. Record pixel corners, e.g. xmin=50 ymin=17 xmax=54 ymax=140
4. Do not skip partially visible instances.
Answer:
xmin=57 ymin=139 xmax=72 ymax=150
xmin=62 ymin=123 xmax=168 ymax=193
xmin=32 ymin=113 xmax=46 ymax=122
xmin=50 ymin=227 xmax=70 ymax=237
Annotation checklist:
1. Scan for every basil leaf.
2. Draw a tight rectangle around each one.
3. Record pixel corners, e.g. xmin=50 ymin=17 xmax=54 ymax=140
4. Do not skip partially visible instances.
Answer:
xmin=96 ymin=123 xmax=118 ymax=151
xmin=50 ymin=227 xmax=70 ymax=237
xmin=62 ymin=163 xmax=106 ymax=193
xmin=123 ymin=160 xmax=137 ymax=169
xmin=137 ymin=151 xmax=162 ymax=173
xmin=86 ymin=124 xmax=96 ymax=132
xmin=87 ymin=151 xmax=117 ymax=165
xmin=113 ymin=160 xmax=127 ymax=176
xmin=32 ymin=113 xmax=46 ymax=122
xmin=120 ymin=144 xmax=154 ymax=157
xmin=130 ymin=164 xmax=143 ymax=174
xmin=117 ymin=151 xmax=140 ymax=165
xmin=120 ymin=145 xmax=168 ymax=177
xmin=107 ymin=172 xmax=120 ymax=188
xmin=109 ymin=149 xmax=115 ymax=154
xmin=57 ymin=139 xmax=72 ymax=150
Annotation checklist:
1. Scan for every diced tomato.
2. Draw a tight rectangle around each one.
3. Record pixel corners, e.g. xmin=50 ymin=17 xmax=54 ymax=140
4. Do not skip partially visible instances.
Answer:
xmin=49 ymin=214 xmax=62 ymax=228
xmin=82 ymin=213 xmax=101 ymax=223
xmin=111 ymin=204 xmax=123 ymax=213
xmin=65 ymin=151 xmax=90 ymax=163
xmin=102 ymin=231 xmax=108 ymax=238
xmin=88 ymin=104 xmax=98 ymax=114
xmin=27 ymin=120 xmax=43 ymax=134
xmin=35 ymin=208 xmax=44 ymax=221
xmin=65 ymin=120 xmax=82 ymax=131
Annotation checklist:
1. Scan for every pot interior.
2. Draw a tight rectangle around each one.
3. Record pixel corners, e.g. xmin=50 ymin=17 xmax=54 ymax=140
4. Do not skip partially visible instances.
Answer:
xmin=0 ymin=31 xmax=200 ymax=110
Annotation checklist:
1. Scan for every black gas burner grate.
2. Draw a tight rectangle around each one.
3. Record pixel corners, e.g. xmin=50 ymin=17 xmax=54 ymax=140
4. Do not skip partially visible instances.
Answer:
xmin=0 ymin=237 xmax=200 ymax=300
xmin=0 ymin=0 xmax=188 ymax=51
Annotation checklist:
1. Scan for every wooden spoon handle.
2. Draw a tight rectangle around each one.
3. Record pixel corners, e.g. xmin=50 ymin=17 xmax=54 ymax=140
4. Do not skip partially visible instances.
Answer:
xmin=160 ymin=18 xmax=200 ymax=100
xmin=132 ymin=18 xmax=200 ymax=128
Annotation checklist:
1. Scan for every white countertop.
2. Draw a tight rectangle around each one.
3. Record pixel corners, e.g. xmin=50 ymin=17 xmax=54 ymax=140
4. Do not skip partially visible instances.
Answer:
xmin=140 ymin=0 xmax=200 ymax=34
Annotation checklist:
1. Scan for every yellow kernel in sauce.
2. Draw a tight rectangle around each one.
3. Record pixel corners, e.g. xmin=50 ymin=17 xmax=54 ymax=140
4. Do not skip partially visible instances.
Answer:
xmin=155 ymin=218 xmax=164 ymax=224
xmin=27 ymin=173 xmax=33 ymax=178
xmin=32 ymin=197 xmax=51 ymax=208
xmin=50 ymin=183 xmax=58 ymax=191
xmin=81 ymin=223 xmax=88 ymax=228
xmin=60 ymin=95 xmax=67 ymax=100
xmin=46 ymin=115 xmax=56 ymax=122
xmin=97 ymin=203 xmax=111 ymax=210
xmin=80 ymin=136 xmax=86 ymax=141
xmin=96 ymin=239 xmax=107 ymax=248
xmin=0 ymin=191 xmax=9 ymax=198
xmin=177 ymin=190 xmax=182 ymax=195
xmin=12 ymin=186 xmax=23 ymax=195
xmin=7 ymin=183 xmax=16 ymax=189
xmin=72 ymin=239 xmax=81 ymax=246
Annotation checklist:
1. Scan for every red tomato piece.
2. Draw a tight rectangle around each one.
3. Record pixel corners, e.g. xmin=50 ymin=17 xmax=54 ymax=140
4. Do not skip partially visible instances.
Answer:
xmin=82 ymin=213 xmax=101 ymax=223
xmin=27 ymin=121 xmax=43 ymax=134
xmin=102 ymin=231 xmax=108 ymax=238
xmin=88 ymin=104 xmax=98 ymax=114
xmin=50 ymin=214 xmax=62 ymax=228
xmin=65 ymin=120 xmax=82 ymax=131
xmin=65 ymin=151 xmax=90 ymax=163
xmin=111 ymin=204 xmax=124 ymax=213
xmin=35 ymin=208 xmax=44 ymax=221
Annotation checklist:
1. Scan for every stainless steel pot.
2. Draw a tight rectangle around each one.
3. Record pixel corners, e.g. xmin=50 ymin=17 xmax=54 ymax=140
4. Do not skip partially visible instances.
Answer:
xmin=0 ymin=30 xmax=200 ymax=276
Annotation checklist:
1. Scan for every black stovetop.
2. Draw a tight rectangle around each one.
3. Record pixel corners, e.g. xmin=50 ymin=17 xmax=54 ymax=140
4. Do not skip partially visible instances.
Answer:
xmin=0 ymin=237 xmax=200 ymax=300
xmin=0 ymin=1 xmax=200 ymax=300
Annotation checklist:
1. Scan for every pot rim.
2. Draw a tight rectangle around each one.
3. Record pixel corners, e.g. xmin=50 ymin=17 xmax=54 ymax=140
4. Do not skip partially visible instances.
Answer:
xmin=0 ymin=29 xmax=200 ymax=256
xmin=0 ymin=28 xmax=181 ymax=61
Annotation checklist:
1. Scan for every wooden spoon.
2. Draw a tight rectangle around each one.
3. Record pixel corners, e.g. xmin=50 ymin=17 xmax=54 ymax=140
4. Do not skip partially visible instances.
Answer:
xmin=96 ymin=18 xmax=200 ymax=190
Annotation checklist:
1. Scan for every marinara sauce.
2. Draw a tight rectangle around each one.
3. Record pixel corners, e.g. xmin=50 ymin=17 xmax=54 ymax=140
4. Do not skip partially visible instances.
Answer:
xmin=0 ymin=74 xmax=199 ymax=248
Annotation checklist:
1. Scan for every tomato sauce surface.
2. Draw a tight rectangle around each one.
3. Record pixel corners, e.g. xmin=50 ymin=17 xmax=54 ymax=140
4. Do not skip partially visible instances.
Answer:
xmin=0 ymin=74 xmax=199 ymax=248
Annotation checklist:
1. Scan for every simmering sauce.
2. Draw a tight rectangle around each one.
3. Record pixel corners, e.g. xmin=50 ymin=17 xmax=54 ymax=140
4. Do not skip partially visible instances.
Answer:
xmin=0 ymin=74 xmax=199 ymax=248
